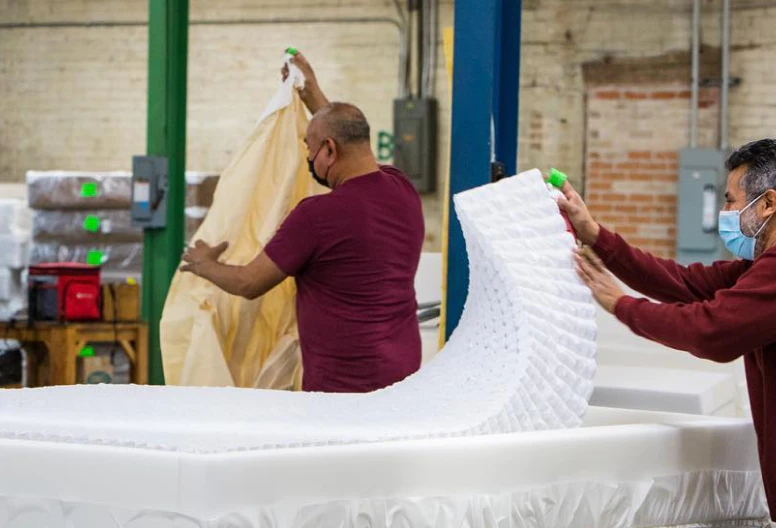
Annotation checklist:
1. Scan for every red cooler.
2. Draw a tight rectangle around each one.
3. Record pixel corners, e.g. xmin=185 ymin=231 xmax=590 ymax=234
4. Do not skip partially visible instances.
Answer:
xmin=28 ymin=263 xmax=102 ymax=321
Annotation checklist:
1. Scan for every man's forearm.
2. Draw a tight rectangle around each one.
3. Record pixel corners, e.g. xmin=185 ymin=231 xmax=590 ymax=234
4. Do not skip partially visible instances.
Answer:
xmin=198 ymin=261 xmax=252 ymax=298
xmin=300 ymin=81 xmax=329 ymax=114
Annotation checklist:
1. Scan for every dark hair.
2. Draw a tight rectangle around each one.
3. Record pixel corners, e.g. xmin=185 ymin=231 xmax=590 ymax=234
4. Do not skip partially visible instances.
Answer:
xmin=314 ymin=102 xmax=371 ymax=145
xmin=725 ymin=138 xmax=776 ymax=201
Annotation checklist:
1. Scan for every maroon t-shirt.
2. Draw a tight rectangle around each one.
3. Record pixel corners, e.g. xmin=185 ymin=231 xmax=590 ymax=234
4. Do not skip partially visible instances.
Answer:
xmin=264 ymin=165 xmax=424 ymax=393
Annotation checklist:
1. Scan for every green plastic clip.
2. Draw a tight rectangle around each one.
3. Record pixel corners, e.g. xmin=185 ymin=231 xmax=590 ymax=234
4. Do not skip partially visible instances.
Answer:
xmin=547 ymin=168 xmax=568 ymax=189
xmin=86 ymin=250 xmax=104 ymax=266
xmin=82 ymin=215 xmax=101 ymax=233
xmin=79 ymin=345 xmax=95 ymax=358
xmin=285 ymin=47 xmax=298 ymax=56
xmin=80 ymin=182 xmax=98 ymax=198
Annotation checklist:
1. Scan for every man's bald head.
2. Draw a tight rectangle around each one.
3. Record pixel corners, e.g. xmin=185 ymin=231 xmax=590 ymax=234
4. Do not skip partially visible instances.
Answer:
xmin=310 ymin=102 xmax=371 ymax=146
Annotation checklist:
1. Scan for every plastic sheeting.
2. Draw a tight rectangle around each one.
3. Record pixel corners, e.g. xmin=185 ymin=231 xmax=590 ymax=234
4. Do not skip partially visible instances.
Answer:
xmin=160 ymin=60 xmax=321 ymax=390
xmin=0 ymin=471 xmax=766 ymax=528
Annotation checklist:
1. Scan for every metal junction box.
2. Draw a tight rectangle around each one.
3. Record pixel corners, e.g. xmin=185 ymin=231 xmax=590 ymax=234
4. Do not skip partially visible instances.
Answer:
xmin=131 ymin=155 xmax=168 ymax=229
xmin=393 ymin=97 xmax=438 ymax=194
xmin=676 ymin=148 xmax=729 ymax=265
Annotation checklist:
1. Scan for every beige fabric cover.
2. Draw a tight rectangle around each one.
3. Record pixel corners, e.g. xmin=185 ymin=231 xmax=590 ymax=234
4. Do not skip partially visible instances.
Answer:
xmin=161 ymin=64 xmax=322 ymax=389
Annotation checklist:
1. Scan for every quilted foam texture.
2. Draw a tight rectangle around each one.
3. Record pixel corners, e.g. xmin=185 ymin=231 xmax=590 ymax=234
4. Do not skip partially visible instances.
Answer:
xmin=0 ymin=169 xmax=597 ymax=453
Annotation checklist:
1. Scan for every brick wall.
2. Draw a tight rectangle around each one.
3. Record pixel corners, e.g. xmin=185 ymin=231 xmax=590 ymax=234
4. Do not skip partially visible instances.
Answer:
xmin=585 ymin=86 xmax=720 ymax=257
xmin=1 ymin=0 xmax=776 ymax=252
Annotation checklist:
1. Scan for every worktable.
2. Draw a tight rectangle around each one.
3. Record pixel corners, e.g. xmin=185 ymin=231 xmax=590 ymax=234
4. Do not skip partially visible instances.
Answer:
xmin=0 ymin=320 xmax=147 ymax=386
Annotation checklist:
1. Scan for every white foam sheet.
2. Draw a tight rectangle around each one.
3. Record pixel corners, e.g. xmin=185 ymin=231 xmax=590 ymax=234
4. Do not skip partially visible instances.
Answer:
xmin=592 ymin=365 xmax=736 ymax=415
xmin=0 ymin=170 xmax=597 ymax=452
xmin=0 ymin=408 xmax=767 ymax=527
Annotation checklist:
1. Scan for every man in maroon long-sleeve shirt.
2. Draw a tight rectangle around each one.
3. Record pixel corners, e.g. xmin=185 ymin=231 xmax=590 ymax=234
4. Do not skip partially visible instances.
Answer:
xmin=560 ymin=138 xmax=776 ymax=519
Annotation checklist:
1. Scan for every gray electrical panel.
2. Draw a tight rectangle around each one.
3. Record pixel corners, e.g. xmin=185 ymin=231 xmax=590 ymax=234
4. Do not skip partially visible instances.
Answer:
xmin=676 ymin=148 xmax=729 ymax=265
xmin=131 ymin=155 xmax=168 ymax=228
xmin=393 ymin=98 xmax=438 ymax=193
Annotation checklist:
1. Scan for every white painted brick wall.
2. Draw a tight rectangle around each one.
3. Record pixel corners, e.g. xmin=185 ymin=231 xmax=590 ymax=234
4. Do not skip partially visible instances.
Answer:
xmin=1 ymin=0 xmax=775 ymax=250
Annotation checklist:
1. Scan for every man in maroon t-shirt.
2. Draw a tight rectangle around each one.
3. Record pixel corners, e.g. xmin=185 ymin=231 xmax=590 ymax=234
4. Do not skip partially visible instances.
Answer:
xmin=181 ymin=51 xmax=424 ymax=393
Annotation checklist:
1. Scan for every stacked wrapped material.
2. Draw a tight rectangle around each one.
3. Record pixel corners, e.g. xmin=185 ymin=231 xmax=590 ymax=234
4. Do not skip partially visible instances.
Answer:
xmin=0 ymin=199 xmax=31 ymax=319
xmin=25 ymin=171 xmax=219 ymax=275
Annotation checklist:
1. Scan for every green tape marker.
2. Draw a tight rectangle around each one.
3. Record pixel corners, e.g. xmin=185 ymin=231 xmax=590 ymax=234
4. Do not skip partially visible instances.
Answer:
xmin=79 ymin=345 xmax=95 ymax=357
xmin=547 ymin=168 xmax=568 ymax=189
xmin=80 ymin=182 xmax=98 ymax=198
xmin=82 ymin=215 xmax=101 ymax=233
xmin=86 ymin=250 xmax=104 ymax=266
xmin=285 ymin=47 xmax=298 ymax=56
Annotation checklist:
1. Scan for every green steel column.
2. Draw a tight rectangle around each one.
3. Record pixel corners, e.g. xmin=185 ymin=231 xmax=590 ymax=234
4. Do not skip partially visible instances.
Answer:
xmin=142 ymin=0 xmax=189 ymax=385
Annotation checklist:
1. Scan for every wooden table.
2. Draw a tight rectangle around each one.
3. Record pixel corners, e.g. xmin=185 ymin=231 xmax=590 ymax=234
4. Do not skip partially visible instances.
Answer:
xmin=0 ymin=321 xmax=148 ymax=386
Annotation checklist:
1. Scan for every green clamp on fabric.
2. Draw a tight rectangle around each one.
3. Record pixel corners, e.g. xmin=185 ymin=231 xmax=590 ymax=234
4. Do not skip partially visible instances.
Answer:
xmin=285 ymin=47 xmax=298 ymax=56
xmin=80 ymin=182 xmax=98 ymax=198
xmin=79 ymin=345 xmax=95 ymax=357
xmin=86 ymin=250 xmax=104 ymax=266
xmin=547 ymin=168 xmax=568 ymax=189
xmin=82 ymin=215 xmax=101 ymax=233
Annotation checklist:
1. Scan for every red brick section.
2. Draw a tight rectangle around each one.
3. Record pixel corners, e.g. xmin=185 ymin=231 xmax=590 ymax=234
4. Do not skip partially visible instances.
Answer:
xmin=585 ymin=86 xmax=719 ymax=258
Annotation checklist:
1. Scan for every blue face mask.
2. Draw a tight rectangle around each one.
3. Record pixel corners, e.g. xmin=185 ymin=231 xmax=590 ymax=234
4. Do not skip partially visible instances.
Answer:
xmin=718 ymin=191 xmax=773 ymax=260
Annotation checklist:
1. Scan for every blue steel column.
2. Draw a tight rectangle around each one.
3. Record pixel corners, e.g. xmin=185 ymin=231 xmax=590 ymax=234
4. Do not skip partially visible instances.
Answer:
xmin=445 ymin=0 xmax=522 ymax=339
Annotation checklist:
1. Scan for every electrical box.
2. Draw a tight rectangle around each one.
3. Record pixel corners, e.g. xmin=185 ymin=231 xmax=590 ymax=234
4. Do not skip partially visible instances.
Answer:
xmin=131 ymin=155 xmax=168 ymax=228
xmin=393 ymin=98 xmax=438 ymax=193
xmin=676 ymin=148 xmax=729 ymax=265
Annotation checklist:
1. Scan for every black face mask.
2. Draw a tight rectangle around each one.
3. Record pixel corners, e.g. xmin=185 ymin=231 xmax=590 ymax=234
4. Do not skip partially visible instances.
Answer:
xmin=308 ymin=142 xmax=331 ymax=188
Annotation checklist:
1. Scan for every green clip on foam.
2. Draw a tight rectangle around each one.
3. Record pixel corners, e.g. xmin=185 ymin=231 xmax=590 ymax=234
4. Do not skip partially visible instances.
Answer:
xmin=86 ymin=250 xmax=104 ymax=266
xmin=80 ymin=182 xmax=98 ymax=198
xmin=82 ymin=215 xmax=101 ymax=233
xmin=285 ymin=47 xmax=298 ymax=56
xmin=547 ymin=168 xmax=568 ymax=189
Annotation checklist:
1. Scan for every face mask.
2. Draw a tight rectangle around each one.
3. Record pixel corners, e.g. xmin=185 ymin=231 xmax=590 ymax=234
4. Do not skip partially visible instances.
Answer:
xmin=718 ymin=191 xmax=774 ymax=260
xmin=308 ymin=141 xmax=331 ymax=188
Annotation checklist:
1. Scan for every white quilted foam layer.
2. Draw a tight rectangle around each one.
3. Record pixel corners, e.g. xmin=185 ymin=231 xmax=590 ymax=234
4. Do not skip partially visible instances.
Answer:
xmin=0 ymin=170 xmax=597 ymax=453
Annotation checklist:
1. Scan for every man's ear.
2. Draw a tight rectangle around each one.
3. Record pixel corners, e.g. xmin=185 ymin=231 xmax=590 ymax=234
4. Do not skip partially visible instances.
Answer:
xmin=326 ymin=137 xmax=337 ymax=158
xmin=764 ymin=189 xmax=776 ymax=215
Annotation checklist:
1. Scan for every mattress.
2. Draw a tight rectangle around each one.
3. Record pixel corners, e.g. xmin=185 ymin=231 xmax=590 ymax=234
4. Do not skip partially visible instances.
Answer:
xmin=0 ymin=172 xmax=766 ymax=526
xmin=0 ymin=407 xmax=767 ymax=527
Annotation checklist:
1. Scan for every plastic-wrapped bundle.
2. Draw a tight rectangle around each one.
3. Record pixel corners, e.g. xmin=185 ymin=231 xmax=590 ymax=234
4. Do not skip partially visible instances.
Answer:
xmin=0 ymin=268 xmax=23 ymax=302
xmin=184 ymin=206 xmax=209 ymax=244
xmin=185 ymin=173 xmax=220 ymax=207
xmin=0 ymin=297 xmax=25 ymax=320
xmin=0 ymin=199 xmax=31 ymax=235
xmin=0 ymin=170 xmax=597 ymax=453
xmin=0 ymin=234 xmax=29 ymax=269
xmin=29 ymin=243 xmax=142 ymax=272
xmin=27 ymin=171 xmax=220 ymax=211
xmin=26 ymin=171 xmax=132 ymax=211
xmin=32 ymin=210 xmax=141 ymax=244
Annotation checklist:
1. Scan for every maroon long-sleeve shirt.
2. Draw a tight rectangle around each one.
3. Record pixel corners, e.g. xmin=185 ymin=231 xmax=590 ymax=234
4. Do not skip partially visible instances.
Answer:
xmin=593 ymin=226 xmax=776 ymax=518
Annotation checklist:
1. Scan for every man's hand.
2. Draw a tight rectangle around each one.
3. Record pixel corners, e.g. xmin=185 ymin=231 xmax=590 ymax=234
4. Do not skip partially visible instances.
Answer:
xmin=574 ymin=246 xmax=625 ymax=313
xmin=551 ymin=177 xmax=600 ymax=246
xmin=282 ymin=51 xmax=316 ymax=83
xmin=280 ymin=50 xmax=329 ymax=114
xmin=180 ymin=240 xmax=229 ymax=277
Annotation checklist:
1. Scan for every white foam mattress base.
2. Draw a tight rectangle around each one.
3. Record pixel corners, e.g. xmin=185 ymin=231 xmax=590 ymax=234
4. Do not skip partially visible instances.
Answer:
xmin=591 ymin=365 xmax=736 ymax=416
xmin=0 ymin=407 xmax=767 ymax=527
